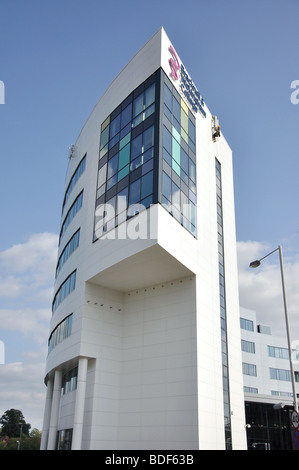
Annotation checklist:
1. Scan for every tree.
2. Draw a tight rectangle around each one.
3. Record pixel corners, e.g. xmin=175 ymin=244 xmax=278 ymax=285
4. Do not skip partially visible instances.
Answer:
xmin=0 ymin=409 xmax=31 ymax=438
xmin=28 ymin=428 xmax=42 ymax=449
xmin=0 ymin=428 xmax=41 ymax=450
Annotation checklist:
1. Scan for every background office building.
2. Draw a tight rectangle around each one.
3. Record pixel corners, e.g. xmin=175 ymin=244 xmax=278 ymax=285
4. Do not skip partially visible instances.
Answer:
xmin=41 ymin=28 xmax=247 ymax=450
xmin=240 ymin=307 xmax=299 ymax=450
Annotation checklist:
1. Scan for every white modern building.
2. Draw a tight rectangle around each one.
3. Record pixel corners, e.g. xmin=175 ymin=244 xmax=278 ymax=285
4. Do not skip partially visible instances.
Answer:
xmin=240 ymin=307 xmax=299 ymax=449
xmin=241 ymin=307 xmax=299 ymax=402
xmin=41 ymin=27 xmax=247 ymax=450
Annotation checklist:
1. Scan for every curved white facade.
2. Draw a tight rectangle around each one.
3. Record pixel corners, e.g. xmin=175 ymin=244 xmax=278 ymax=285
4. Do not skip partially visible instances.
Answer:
xmin=41 ymin=27 xmax=247 ymax=450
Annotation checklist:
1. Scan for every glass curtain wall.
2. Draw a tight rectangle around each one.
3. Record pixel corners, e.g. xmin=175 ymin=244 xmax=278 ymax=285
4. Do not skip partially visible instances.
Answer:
xmin=93 ymin=68 xmax=197 ymax=240
xmin=94 ymin=71 xmax=160 ymax=240
xmin=160 ymin=73 xmax=197 ymax=237
xmin=245 ymin=402 xmax=294 ymax=450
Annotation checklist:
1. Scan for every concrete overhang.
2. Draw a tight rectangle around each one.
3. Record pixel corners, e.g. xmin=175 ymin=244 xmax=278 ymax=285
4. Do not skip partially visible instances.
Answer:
xmin=87 ymin=243 xmax=195 ymax=292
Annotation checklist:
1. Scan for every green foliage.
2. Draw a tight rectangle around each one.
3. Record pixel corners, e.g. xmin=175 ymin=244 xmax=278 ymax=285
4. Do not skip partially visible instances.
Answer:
xmin=0 ymin=409 xmax=30 ymax=438
xmin=0 ymin=410 xmax=41 ymax=450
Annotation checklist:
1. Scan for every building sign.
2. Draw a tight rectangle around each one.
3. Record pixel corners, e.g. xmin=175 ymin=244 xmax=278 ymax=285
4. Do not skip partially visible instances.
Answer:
xmin=169 ymin=45 xmax=180 ymax=81
xmin=168 ymin=45 xmax=206 ymax=118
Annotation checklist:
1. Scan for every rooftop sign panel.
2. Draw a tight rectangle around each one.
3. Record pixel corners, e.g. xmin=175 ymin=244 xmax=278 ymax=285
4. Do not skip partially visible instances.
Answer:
xmin=166 ymin=41 xmax=206 ymax=118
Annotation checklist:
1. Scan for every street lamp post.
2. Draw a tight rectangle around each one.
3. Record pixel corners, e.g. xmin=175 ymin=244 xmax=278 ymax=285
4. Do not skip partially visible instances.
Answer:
xmin=249 ymin=245 xmax=298 ymax=412
xmin=17 ymin=423 xmax=23 ymax=450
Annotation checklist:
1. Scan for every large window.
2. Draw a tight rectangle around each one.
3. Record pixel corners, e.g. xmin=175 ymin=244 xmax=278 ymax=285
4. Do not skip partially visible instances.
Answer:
xmin=94 ymin=69 xmax=198 ymax=240
xmin=268 ymin=345 xmax=289 ymax=360
xmin=245 ymin=402 xmax=294 ymax=450
xmin=57 ymin=429 xmax=73 ymax=450
xmin=52 ymin=270 xmax=76 ymax=313
xmin=271 ymin=390 xmax=293 ymax=398
xmin=60 ymin=192 xmax=83 ymax=243
xmin=270 ymin=368 xmax=299 ymax=382
xmin=240 ymin=317 xmax=254 ymax=331
xmin=56 ymin=229 xmax=80 ymax=277
xmin=243 ymin=362 xmax=257 ymax=376
xmin=94 ymin=72 xmax=158 ymax=240
xmin=161 ymin=78 xmax=196 ymax=236
xmin=62 ymin=154 xmax=86 ymax=211
xmin=61 ymin=366 xmax=78 ymax=395
xmin=242 ymin=339 xmax=256 ymax=354
xmin=48 ymin=314 xmax=73 ymax=353
xmin=244 ymin=386 xmax=258 ymax=394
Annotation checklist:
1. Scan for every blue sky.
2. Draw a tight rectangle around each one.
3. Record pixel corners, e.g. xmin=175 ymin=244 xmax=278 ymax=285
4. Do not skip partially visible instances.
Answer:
xmin=0 ymin=0 xmax=298 ymax=430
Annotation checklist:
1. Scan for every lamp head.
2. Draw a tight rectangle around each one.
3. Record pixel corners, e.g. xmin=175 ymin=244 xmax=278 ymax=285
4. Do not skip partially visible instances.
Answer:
xmin=249 ymin=260 xmax=261 ymax=268
xmin=273 ymin=402 xmax=285 ymax=410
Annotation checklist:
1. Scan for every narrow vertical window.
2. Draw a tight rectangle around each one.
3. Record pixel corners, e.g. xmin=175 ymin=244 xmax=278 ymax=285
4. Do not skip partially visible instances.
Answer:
xmin=215 ymin=158 xmax=232 ymax=450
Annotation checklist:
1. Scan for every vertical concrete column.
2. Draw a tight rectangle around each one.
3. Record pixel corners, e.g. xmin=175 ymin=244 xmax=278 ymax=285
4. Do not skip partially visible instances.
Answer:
xmin=71 ymin=357 xmax=88 ymax=450
xmin=47 ymin=369 xmax=62 ymax=450
xmin=40 ymin=377 xmax=54 ymax=450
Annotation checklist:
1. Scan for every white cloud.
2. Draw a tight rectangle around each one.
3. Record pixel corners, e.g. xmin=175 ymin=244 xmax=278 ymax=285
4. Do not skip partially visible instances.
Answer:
xmin=0 ymin=275 xmax=24 ymax=298
xmin=0 ymin=232 xmax=58 ymax=274
xmin=237 ymin=241 xmax=299 ymax=340
xmin=0 ymin=233 xmax=58 ymax=430
xmin=0 ymin=308 xmax=51 ymax=344
xmin=0 ymin=233 xmax=58 ymax=306
xmin=0 ymin=361 xmax=47 ymax=430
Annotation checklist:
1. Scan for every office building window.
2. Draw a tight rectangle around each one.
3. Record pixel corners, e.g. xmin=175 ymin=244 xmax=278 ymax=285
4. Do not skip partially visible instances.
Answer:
xmin=60 ymin=192 xmax=83 ymax=243
xmin=62 ymin=154 xmax=86 ymax=210
xmin=215 ymin=158 xmax=231 ymax=449
xmin=61 ymin=366 xmax=78 ymax=395
xmin=48 ymin=314 xmax=73 ymax=353
xmin=161 ymin=76 xmax=196 ymax=236
xmin=240 ymin=317 xmax=254 ymax=331
xmin=268 ymin=346 xmax=289 ymax=360
xmin=244 ymin=386 xmax=258 ymax=394
xmin=243 ymin=362 xmax=257 ymax=376
xmin=94 ymin=71 xmax=158 ymax=240
xmin=94 ymin=68 xmax=197 ymax=241
xmin=52 ymin=270 xmax=76 ymax=313
xmin=242 ymin=339 xmax=256 ymax=354
xmin=270 ymin=368 xmax=299 ymax=382
xmin=57 ymin=429 xmax=73 ymax=450
xmin=271 ymin=390 xmax=293 ymax=398
xmin=56 ymin=229 xmax=80 ymax=277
